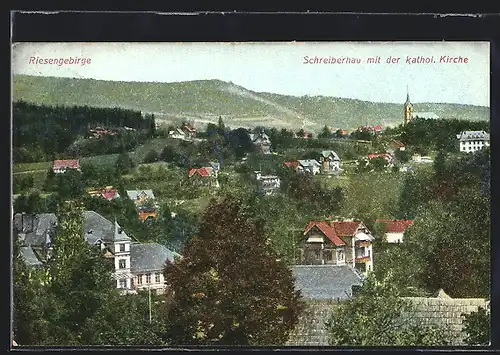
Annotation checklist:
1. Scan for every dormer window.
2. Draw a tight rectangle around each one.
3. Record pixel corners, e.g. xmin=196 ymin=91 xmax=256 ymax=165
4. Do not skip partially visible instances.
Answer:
xmin=88 ymin=230 xmax=93 ymax=234
xmin=118 ymin=228 xmax=123 ymax=234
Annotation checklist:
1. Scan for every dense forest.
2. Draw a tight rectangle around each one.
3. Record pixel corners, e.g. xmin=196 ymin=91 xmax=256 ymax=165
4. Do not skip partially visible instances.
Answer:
xmin=13 ymin=101 xmax=156 ymax=163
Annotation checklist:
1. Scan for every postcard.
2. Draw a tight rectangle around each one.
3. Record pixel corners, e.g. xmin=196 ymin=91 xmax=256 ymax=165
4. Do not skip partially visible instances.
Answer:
xmin=11 ymin=41 xmax=490 ymax=348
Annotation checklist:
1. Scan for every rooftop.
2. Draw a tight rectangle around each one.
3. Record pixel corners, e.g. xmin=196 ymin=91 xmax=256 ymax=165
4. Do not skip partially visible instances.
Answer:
xmin=292 ymin=265 xmax=364 ymax=301
xmin=130 ymin=243 xmax=181 ymax=273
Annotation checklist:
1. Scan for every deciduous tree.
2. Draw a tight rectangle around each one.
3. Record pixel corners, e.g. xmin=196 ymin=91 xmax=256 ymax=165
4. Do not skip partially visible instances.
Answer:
xmin=162 ymin=197 xmax=305 ymax=346
xmin=326 ymin=273 xmax=451 ymax=346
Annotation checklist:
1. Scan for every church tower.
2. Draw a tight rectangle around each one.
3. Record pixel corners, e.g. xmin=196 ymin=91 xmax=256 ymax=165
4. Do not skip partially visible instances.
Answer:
xmin=404 ymin=86 xmax=413 ymax=125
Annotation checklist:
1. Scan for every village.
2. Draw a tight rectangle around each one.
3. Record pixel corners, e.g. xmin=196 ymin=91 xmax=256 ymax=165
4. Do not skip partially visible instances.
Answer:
xmin=12 ymin=86 xmax=491 ymax=347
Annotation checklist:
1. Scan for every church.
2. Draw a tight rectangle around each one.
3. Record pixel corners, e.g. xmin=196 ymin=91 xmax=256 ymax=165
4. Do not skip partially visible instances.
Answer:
xmin=403 ymin=89 xmax=439 ymax=125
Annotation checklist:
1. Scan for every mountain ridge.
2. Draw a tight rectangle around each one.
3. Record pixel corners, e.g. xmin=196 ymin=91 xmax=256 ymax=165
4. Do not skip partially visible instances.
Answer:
xmin=12 ymin=74 xmax=489 ymax=131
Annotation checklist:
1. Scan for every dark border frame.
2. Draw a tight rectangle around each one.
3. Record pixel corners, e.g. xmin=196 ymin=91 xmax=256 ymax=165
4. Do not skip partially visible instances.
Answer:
xmin=8 ymin=11 xmax=499 ymax=354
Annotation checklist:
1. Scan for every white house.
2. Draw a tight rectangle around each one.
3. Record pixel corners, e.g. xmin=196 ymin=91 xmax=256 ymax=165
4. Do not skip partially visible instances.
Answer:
xmin=52 ymin=159 xmax=80 ymax=174
xmin=319 ymin=151 xmax=342 ymax=174
xmin=130 ymin=243 xmax=181 ymax=294
xmin=169 ymin=128 xmax=188 ymax=140
xmin=375 ymin=219 xmax=414 ymax=244
xmin=254 ymin=171 xmax=281 ymax=195
xmin=297 ymin=159 xmax=321 ymax=175
xmin=13 ymin=211 xmax=180 ymax=295
xmin=456 ymin=131 xmax=490 ymax=153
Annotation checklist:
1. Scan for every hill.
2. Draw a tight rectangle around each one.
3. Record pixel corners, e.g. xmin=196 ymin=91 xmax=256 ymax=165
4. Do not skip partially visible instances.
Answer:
xmin=12 ymin=74 xmax=489 ymax=131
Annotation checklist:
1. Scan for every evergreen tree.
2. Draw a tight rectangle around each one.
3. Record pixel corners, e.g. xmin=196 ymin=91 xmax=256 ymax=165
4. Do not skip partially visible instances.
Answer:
xmin=163 ymin=197 xmax=305 ymax=346
xmin=318 ymin=125 xmax=331 ymax=139
xmin=115 ymin=152 xmax=136 ymax=175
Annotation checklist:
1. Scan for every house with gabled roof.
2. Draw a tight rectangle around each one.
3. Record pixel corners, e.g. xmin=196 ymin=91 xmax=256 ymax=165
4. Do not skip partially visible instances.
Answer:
xmin=131 ymin=243 xmax=181 ymax=294
xmin=375 ymin=219 xmax=414 ymax=243
xmin=319 ymin=151 xmax=341 ymax=174
xmin=387 ymin=139 xmax=406 ymax=153
xmin=126 ymin=190 xmax=155 ymax=205
xmin=249 ymin=130 xmax=272 ymax=155
xmin=52 ymin=159 xmax=80 ymax=174
xmin=297 ymin=159 xmax=321 ymax=175
xmin=181 ymin=123 xmax=196 ymax=139
xmin=300 ymin=219 xmax=374 ymax=274
xmin=13 ymin=211 xmax=180 ymax=295
xmin=89 ymin=187 xmax=120 ymax=201
xmin=283 ymin=161 xmax=300 ymax=169
xmin=188 ymin=166 xmax=219 ymax=187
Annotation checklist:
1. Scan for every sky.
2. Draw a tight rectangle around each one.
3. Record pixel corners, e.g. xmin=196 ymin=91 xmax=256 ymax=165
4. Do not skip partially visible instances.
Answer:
xmin=12 ymin=42 xmax=490 ymax=106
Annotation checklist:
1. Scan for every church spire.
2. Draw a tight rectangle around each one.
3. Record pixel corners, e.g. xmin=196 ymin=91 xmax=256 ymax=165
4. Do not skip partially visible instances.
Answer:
xmin=405 ymin=85 xmax=411 ymax=104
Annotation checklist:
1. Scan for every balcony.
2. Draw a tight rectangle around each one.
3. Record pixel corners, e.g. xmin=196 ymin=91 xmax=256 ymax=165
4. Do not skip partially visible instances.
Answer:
xmin=358 ymin=255 xmax=371 ymax=263
xmin=357 ymin=241 xmax=371 ymax=248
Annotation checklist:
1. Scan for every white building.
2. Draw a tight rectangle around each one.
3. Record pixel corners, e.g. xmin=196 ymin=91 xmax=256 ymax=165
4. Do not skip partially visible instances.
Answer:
xmin=254 ymin=171 xmax=281 ymax=195
xmin=297 ymin=159 xmax=321 ymax=175
xmin=13 ymin=211 xmax=180 ymax=295
xmin=456 ymin=131 xmax=490 ymax=153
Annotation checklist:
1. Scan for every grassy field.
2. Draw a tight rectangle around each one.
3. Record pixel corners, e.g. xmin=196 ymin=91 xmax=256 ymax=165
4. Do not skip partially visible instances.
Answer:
xmin=81 ymin=154 xmax=120 ymax=167
xmin=129 ymin=137 xmax=180 ymax=164
xmin=13 ymin=161 xmax=50 ymax=173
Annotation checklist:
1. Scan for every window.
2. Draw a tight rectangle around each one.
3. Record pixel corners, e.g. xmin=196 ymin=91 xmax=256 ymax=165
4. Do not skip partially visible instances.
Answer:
xmin=120 ymin=243 xmax=126 ymax=252
xmin=119 ymin=279 xmax=127 ymax=289
xmin=325 ymin=251 xmax=332 ymax=261
xmin=146 ymin=274 xmax=151 ymax=284
xmin=137 ymin=274 xmax=143 ymax=285
xmin=314 ymin=250 xmax=321 ymax=260
xmin=119 ymin=259 xmax=126 ymax=269
xmin=155 ymin=273 xmax=161 ymax=283
xmin=337 ymin=249 xmax=345 ymax=261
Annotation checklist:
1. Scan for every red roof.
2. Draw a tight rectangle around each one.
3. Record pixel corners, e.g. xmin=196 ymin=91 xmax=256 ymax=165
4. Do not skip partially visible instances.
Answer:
xmin=367 ymin=153 xmax=391 ymax=160
xmin=53 ymin=159 xmax=79 ymax=169
xmin=284 ymin=161 xmax=299 ymax=168
xmin=304 ymin=221 xmax=346 ymax=246
xmin=331 ymin=221 xmax=363 ymax=236
xmin=391 ymin=140 xmax=405 ymax=148
xmin=376 ymin=219 xmax=414 ymax=233
xmin=101 ymin=189 xmax=119 ymax=200
xmin=374 ymin=125 xmax=383 ymax=132
xmin=183 ymin=124 xmax=196 ymax=133
xmin=189 ymin=167 xmax=214 ymax=177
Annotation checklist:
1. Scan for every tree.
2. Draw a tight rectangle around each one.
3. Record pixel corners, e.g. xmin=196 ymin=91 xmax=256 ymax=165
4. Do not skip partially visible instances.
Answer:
xmin=144 ymin=149 xmax=160 ymax=164
xmin=318 ymin=125 xmax=331 ymax=139
xmin=160 ymin=146 xmax=176 ymax=162
xmin=394 ymin=149 xmax=411 ymax=164
xmin=217 ymin=116 xmax=225 ymax=135
xmin=326 ymin=273 xmax=451 ymax=346
xmin=115 ymin=152 xmax=136 ymax=175
xmin=162 ymin=197 xmax=305 ymax=346
xmin=401 ymin=187 xmax=490 ymax=298
xmin=45 ymin=201 xmax=117 ymax=344
xmin=462 ymin=306 xmax=490 ymax=346
xmin=370 ymin=156 xmax=388 ymax=171
xmin=12 ymin=226 xmax=51 ymax=345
